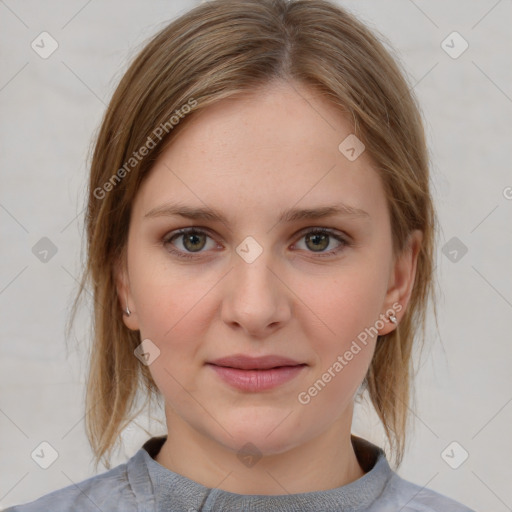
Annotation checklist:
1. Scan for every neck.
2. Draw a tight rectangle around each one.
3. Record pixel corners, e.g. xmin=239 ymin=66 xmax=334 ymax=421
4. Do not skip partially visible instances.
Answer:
xmin=154 ymin=410 xmax=366 ymax=495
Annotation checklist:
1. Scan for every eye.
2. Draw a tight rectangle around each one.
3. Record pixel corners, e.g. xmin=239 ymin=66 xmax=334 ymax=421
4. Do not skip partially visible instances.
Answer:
xmin=293 ymin=228 xmax=350 ymax=257
xmin=163 ymin=228 xmax=218 ymax=260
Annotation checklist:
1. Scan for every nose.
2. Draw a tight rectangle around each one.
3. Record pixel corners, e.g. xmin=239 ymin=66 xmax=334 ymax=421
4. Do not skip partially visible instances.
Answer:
xmin=221 ymin=246 xmax=292 ymax=338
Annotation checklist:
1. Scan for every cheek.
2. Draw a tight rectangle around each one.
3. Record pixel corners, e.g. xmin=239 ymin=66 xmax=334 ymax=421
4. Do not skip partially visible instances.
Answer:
xmin=129 ymin=260 xmax=214 ymax=399
xmin=128 ymin=244 xmax=199 ymax=335
xmin=293 ymin=271 xmax=382 ymax=413
xmin=291 ymin=257 xmax=389 ymax=405
xmin=297 ymin=260 xmax=386 ymax=348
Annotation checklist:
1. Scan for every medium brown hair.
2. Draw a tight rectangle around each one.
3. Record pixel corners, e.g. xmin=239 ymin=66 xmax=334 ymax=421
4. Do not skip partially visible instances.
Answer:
xmin=68 ymin=0 xmax=438 ymax=470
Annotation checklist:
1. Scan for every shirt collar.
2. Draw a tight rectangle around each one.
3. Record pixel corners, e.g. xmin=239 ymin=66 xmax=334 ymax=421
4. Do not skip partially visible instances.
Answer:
xmin=128 ymin=434 xmax=392 ymax=511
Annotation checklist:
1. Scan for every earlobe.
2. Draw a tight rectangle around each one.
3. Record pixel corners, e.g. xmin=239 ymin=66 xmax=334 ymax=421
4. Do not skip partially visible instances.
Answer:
xmin=379 ymin=229 xmax=423 ymax=335
xmin=122 ymin=294 xmax=132 ymax=317
xmin=114 ymin=255 xmax=139 ymax=331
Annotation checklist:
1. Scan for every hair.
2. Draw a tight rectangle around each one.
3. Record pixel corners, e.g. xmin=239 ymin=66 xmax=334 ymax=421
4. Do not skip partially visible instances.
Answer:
xmin=67 ymin=0 xmax=438 ymax=471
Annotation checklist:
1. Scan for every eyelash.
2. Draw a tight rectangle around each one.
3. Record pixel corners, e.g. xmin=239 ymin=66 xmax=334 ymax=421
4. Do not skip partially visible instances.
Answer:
xmin=162 ymin=227 xmax=351 ymax=261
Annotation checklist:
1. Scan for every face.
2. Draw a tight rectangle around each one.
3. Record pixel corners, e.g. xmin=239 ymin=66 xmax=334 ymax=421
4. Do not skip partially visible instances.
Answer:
xmin=117 ymin=80 xmax=420 ymax=456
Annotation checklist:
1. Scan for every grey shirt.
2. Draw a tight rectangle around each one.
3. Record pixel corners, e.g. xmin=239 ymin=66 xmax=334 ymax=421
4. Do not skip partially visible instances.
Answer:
xmin=4 ymin=435 xmax=475 ymax=511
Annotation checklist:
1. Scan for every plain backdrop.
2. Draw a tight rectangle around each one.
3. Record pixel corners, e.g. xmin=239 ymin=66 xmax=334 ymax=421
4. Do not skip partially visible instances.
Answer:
xmin=1 ymin=1 xmax=511 ymax=510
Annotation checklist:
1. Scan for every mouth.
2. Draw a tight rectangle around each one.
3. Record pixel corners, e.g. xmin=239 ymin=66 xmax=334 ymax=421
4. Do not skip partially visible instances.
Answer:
xmin=207 ymin=354 xmax=306 ymax=370
xmin=206 ymin=354 xmax=307 ymax=391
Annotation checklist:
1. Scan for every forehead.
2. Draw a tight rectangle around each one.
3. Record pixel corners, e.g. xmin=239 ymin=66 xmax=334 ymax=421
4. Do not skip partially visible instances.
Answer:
xmin=132 ymin=81 xmax=388 ymax=226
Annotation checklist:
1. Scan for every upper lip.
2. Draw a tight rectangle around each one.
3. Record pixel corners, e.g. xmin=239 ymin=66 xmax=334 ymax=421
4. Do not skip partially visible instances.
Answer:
xmin=208 ymin=354 xmax=306 ymax=370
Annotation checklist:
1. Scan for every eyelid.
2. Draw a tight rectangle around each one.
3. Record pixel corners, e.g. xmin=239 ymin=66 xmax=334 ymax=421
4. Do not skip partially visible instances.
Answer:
xmin=295 ymin=225 xmax=349 ymax=240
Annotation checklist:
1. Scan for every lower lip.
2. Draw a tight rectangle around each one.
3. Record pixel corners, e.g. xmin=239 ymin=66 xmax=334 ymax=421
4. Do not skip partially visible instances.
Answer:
xmin=207 ymin=364 xmax=306 ymax=392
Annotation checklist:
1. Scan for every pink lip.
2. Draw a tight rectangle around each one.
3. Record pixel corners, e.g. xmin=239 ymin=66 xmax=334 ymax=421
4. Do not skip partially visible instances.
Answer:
xmin=206 ymin=354 xmax=307 ymax=392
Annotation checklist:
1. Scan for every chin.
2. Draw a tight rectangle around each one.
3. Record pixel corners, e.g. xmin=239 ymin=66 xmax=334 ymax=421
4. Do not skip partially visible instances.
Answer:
xmin=210 ymin=412 xmax=306 ymax=457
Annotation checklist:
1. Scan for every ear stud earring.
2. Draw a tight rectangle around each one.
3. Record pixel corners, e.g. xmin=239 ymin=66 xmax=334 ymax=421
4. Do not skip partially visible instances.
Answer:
xmin=123 ymin=294 xmax=131 ymax=317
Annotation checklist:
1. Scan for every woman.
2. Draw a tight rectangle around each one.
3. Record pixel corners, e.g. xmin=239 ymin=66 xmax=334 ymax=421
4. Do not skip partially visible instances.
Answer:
xmin=5 ymin=0 xmax=474 ymax=510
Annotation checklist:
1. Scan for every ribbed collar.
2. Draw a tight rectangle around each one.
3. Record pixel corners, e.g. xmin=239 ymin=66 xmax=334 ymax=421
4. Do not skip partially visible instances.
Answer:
xmin=126 ymin=434 xmax=393 ymax=511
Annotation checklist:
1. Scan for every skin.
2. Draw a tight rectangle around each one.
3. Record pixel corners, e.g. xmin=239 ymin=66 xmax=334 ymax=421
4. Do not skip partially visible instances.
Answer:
xmin=116 ymin=79 xmax=422 ymax=495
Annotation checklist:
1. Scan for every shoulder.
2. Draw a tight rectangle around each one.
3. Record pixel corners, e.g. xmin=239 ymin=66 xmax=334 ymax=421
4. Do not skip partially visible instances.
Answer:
xmin=373 ymin=471 xmax=475 ymax=512
xmin=2 ymin=450 xmax=152 ymax=512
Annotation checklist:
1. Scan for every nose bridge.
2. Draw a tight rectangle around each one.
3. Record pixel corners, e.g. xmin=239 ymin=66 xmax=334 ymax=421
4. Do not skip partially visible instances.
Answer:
xmin=222 ymin=235 xmax=290 ymax=334
xmin=232 ymin=235 xmax=278 ymax=301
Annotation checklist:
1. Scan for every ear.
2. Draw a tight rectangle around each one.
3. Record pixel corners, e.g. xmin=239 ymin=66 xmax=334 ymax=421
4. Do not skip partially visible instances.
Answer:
xmin=378 ymin=229 xmax=423 ymax=336
xmin=114 ymin=251 xmax=140 ymax=331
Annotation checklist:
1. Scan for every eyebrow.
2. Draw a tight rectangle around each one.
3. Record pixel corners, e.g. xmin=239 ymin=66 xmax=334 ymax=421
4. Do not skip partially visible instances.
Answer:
xmin=144 ymin=202 xmax=370 ymax=224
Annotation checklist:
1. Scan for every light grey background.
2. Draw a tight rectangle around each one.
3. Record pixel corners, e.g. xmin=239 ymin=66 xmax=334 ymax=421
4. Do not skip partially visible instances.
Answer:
xmin=1 ymin=1 xmax=511 ymax=510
